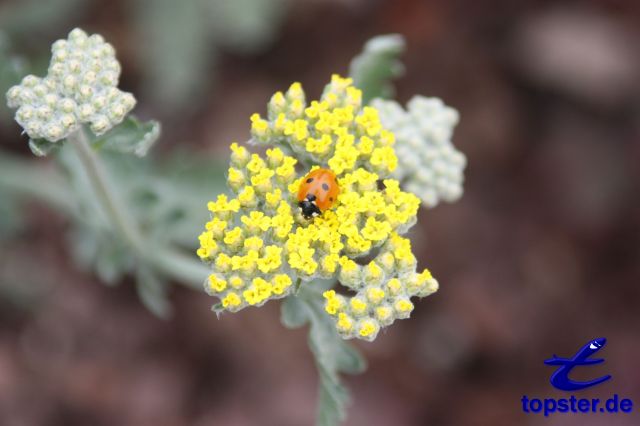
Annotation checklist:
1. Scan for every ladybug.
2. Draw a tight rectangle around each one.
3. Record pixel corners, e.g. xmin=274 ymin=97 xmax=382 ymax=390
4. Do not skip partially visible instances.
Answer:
xmin=297 ymin=168 xmax=340 ymax=220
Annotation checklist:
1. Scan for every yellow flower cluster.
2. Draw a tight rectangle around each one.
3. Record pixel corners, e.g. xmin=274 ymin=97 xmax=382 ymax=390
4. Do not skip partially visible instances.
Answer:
xmin=250 ymin=74 xmax=398 ymax=177
xmin=197 ymin=75 xmax=438 ymax=340
xmin=323 ymin=233 xmax=438 ymax=341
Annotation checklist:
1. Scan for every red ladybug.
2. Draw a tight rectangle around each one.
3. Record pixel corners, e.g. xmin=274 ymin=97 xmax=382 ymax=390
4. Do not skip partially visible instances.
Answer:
xmin=297 ymin=168 xmax=340 ymax=219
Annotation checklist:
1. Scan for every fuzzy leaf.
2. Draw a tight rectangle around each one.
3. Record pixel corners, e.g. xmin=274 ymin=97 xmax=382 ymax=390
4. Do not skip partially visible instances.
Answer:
xmin=335 ymin=340 xmax=367 ymax=375
xmin=28 ymin=138 xmax=60 ymax=157
xmin=316 ymin=364 xmax=350 ymax=426
xmin=211 ymin=302 xmax=224 ymax=316
xmin=0 ymin=0 xmax=86 ymax=38
xmin=281 ymin=295 xmax=309 ymax=329
xmin=136 ymin=266 xmax=172 ymax=318
xmin=134 ymin=0 xmax=212 ymax=111
xmin=297 ymin=284 xmax=367 ymax=426
xmin=133 ymin=0 xmax=287 ymax=111
xmin=349 ymin=34 xmax=406 ymax=104
xmin=89 ymin=116 xmax=161 ymax=157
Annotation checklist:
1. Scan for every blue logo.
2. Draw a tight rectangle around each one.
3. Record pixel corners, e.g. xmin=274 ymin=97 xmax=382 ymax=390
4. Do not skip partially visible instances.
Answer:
xmin=544 ymin=337 xmax=612 ymax=391
xmin=521 ymin=337 xmax=634 ymax=417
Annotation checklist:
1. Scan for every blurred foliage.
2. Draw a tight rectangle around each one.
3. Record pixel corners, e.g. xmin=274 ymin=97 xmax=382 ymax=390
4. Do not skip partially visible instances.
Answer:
xmin=0 ymin=32 xmax=29 ymax=124
xmin=0 ymin=124 xmax=227 ymax=315
xmin=282 ymin=281 xmax=367 ymax=426
xmin=133 ymin=0 xmax=288 ymax=111
xmin=136 ymin=264 xmax=173 ymax=318
xmin=0 ymin=0 xmax=289 ymax=115
xmin=87 ymin=116 xmax=161 ymax=157
xmin=349 ymin=34 xmax=406 ymax=104
xmin=0 ymin=192 xmax=23 ymax=241
xmin=0 ymin=151 xmax=73 ymax=305
xmin=28 ymin=138 xmax=61 ymax=157
xmin=0 ymin=0 xmax=85 ymax=37
xmin=60 ymin=139 xmax=226 ymax=290
xmin=0 ymin=151 xmax=74 ymax=223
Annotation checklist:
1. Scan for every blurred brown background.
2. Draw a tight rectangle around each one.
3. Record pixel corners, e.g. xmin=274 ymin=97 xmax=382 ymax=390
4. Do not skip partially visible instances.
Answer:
xmin=1 ymin=0 xmax=639 ymax=425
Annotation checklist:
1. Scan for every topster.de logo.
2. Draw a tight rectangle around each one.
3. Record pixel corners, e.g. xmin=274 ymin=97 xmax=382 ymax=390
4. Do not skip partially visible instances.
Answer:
xmin=544 ymin=337 xmax=612 ymax=391
xmin=520 ymin=337 xmax=634 ymax=417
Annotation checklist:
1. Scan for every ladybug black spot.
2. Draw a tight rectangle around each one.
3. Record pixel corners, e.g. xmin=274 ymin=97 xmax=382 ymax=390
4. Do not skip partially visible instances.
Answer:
xmin=329 ymin=197 xmax=333 ymax=201
xmin=306 ymin=177 xmax=314 ymax=183
xmin=322 ymin=183 xmax=329 ymax=191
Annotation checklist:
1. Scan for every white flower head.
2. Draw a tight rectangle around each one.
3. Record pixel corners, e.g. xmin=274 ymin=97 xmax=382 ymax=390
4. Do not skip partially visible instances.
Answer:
xmin=372 ymin=96 xmax=466 ymax=208
xmin=6 ymin=28 xmax=136 ymax=142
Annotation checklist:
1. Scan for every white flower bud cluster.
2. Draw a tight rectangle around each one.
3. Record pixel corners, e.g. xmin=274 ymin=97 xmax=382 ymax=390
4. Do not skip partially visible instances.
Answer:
xmin=6 ymin=28 xmax=135 ymax=142
xmin=371 ymin=96 xmax=466 ymax=207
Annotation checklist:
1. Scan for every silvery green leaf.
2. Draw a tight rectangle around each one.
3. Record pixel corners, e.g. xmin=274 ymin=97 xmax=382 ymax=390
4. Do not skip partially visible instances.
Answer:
xmin=335 ymin=340 xmax=367 ymax=375
xmin=211 ymin=302 xmax=224 ymax=317
xmin=297 ymin=284 xmax=367 ymax=426
xmin=95 ymin=236 xmax=134 ymax=285
xmin=0 ymin=149 xmax=75 ymax=213
xmin=133 ymin=0 xmax=211 ymax=110
xmin=280 ymin=295 xmax=309 ymax=329
xmin=0 ymin=0 xmax=86 ymax=37
xmin=58 ymin=144 xmax=135 ymax=285
xmin=136 ymin=266 xmax=172 ymax=319
xmin=207 ymin=0 xmax=287 ymax=53
xmin=133 ymin=0 xmax=287 ymax=111
xmin=317 ymin=363 xmax=350 ymax=426
xmin=89 ymin=116 xmax=161 ymax=157
xmin=28 ymin=138 xmax=60 ymax=157
xmin=67 ymin=223 xmax=134 ymax=286
xmin=349 ymin=34 xmax=406 ymax=104
xmin=141 ymin=152 xmax=227 ymax=247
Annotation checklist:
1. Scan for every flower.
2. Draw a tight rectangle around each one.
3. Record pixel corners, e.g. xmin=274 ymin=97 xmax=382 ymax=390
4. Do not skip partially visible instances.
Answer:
xmin=371 ymin=96 xmax=466 ymax=207
xmin=322 ymin=233 xmax=438 ymax=340
xmin=5 ymin=28 xmax=135 ymax=142
xmin=198 ymin=75 xmax=438 ymax=341
xmin=251 ymin=75 xmax=398 ymax=176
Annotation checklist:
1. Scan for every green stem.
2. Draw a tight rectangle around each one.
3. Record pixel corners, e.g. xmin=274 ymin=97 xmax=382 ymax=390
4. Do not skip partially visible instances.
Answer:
xmin=67 ymin=129 xmax=209 ymax=289
xmin=68 ymin=129 xmax=145 ymax=251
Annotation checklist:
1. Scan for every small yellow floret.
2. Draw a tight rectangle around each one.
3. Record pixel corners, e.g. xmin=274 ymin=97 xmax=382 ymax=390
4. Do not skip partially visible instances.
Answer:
xmin=208 ymin=274 xmax=227 ymax=292
xmin=358 ymin=319 xmax=379 ymax=338
xmin=230 ymin=142 xmax=250 ymax=167
xmin=375 ymin=306 xmax=393 ymax=323
xmin=243 ymin=236 xmax=263 ymax=252
xmin=349 ymin=298 xmax=368 ymax=315
xmin=394 ymin=299 xmax=414 ymax=314
xmin=222 ymin=292 xmax=242 ymax=308
xmin=272 ymin=274 xmax=292 ymax=295
xmin=229 ymin=275 xmax=245 ymax=289
xmin=323 ymin=290 xmax=344 ymax=315
xmin=366 ymin=287 xmax=386 ymax=304
xmin=250 ymin=113 xmax=269 ymax=138
xmin=227 ymin=167 xmax=245 ymax=190
xmin=336 ymin=313 xmax=354 ymax=332
xmin=386 ymin=278 xmax=402 ymax=295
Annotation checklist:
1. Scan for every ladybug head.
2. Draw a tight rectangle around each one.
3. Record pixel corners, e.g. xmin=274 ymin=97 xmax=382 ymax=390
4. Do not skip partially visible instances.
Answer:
xmin=298 ymin=194 xmax=321 ymax=220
